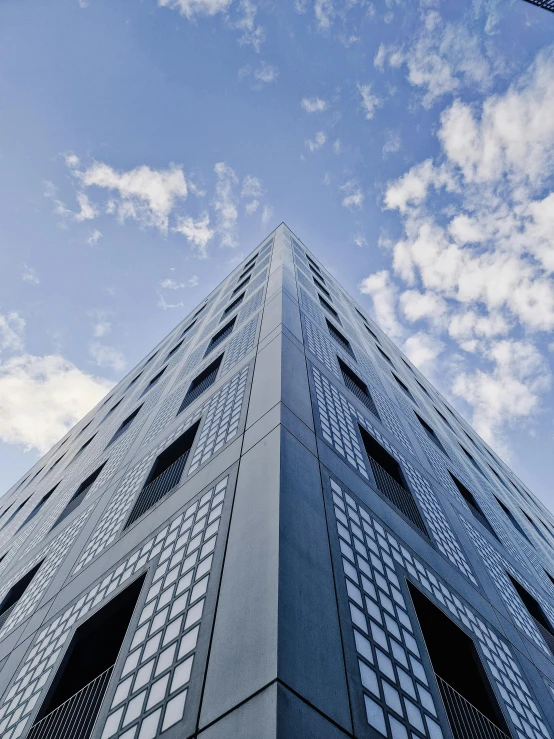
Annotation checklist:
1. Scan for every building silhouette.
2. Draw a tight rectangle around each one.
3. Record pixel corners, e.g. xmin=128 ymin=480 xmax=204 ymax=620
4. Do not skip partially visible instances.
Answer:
xmin=0 ymin=223 xmax=553 ymax=739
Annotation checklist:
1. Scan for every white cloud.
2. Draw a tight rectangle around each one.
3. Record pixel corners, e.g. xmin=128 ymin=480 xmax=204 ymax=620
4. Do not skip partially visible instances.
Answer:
xmin=73 ymin=161 xmax=190 ymax=233
xmin=306 ymin=131 xmax=327 ymax=152
xmin=239 ymin=61 xmax=278 ymax=89
xmin=89 ymin=342 xmax=127 ymax=373
xmin=87 ymin=229 xmax=103 ymax=245
xmin=157 ymin=0 xmax=232 ymax=19
xmin=22 ymin=266 xmax=40 ymax=285
xmin=403 ymin=331 xmax=444 ymax=370
xmin=160 ymin=276 xmax=199 ymax=289
xmin=353 ymin=232 xmax=366 ymax=248
xmin=261 ymin=203 xmax=273 ymax=227
xmin=0 ymin=354 xmax=112 ymax=453
xmin=0 ymin=312 xmax=25 ymax=353
xmin=89 ymin=312 xmax=111 ymax=338
xmin=382 ymin=130 xmax=401 ymax=157
xmin=242 ymin=175 xmax=263 ymax=214
xmin=301 ymin=96 xmax=328 ymax=113
xmin=358 ymin=270 xmax=403 ymax=339
xmin=157 ymin=295 xmax=185 ymax=310
xmin=213 ymin=162 xmax=239 ymax=247
xmin=333 ymin=139 xmax=341 ymax=155
xmin=235 ymin=0 xmax=265 ymax=51
xmin=315 ymin=0 xmax=333 ymax=29
xmin=357 ymin=82 xmax=381 ymax=120
xmin=399 ymin=290 xmax=447 ymax=325
xmin=340 ymin=179 xmax=364 ymax=209
xmin=173 ymin=213 xmax=214 ymax=257
xmin=74 ymin=192 xmax=98 ymax=222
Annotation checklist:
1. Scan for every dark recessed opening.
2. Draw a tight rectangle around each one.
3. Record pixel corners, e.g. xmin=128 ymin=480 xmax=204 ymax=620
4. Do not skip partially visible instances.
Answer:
xmin=239 ymin=263 xmax=255 ymax=280
xmin=0 ymin=561 xmax=43 ymax=629
xmin=495 ymin=497 xmax=531 ymax=544
xmin=17 ymin=485 xmax=59 ymax=533
xmin=359 ymin=426 xmax=428 ymax=536
xmin=326 ymin=319 xmax=354 ymax=358
xmin=108 ymin=406 xmax=142 ymax=447
xmin=53 ymin=463 xmax=106 ymax=529
xmin=124 ymin=421 xmax=201 ymax=528
xmin=233 ymin=276 xmax=250 ymax=295
xmin=314 ymin=278 xmax=330 ymax=298
xmin=508 ymin=575 xmax=552 ymax=631
xmin=408 ymin=583 xmax=510 ymax=737
xmin=0 ymin=496 xmax=32 ymax=531
xmin=222 ymin=293 xmax=244 ymax=318
xmin=393 ymin=374 xmax=414 ymax=402
xmin=181 ymin=320 xmax=196 ymax=337
xmin=415 ymin=413 xmax=445 ymax=452
xmin=142 ymin=366 xmax=167 ymax=394
xmin=307 ymin=257 xmax=321 ymax=274
xmin=166 ymin=339 xmax=184 ymax=360
xmin=449 ymin=474 xmax=498 ymax=540
xmin=30 ymin=575 xmax=146 ymax=738
xmin=364 ymin=324 xmax=379 ymax=342
xmin=338 ymin=357 xmax=379 ymax=418
xmin=179 ymin=354 xmax=223 ymax=412
xmin=377 ymin=346 xmax=393 ymax=365
xmin=205 ymin=318 xmax=235 ymax=357
xmin=319 ymin=294 xmax=339 ymax=319
xmin=193 ymin=302 xmax=208 ymax=318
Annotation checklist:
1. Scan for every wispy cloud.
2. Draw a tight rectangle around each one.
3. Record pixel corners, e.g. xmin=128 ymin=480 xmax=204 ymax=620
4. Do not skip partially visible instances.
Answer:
xmin=301 ymin=96 xmax=328 ymax=113
xmin=22 ymin=265 xmax=40 ymax=285
xmin=306 ymin=131 xmax=327 ymax=152
xmin=357 ymin=82 xmax=381 ymax=120
xmin=340 ymin=179 xmax=364 ymax=209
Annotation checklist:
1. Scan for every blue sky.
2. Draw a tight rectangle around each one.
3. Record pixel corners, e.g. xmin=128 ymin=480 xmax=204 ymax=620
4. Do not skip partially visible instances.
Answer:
xmin=1 ymin=0 xmax=554 ymax=508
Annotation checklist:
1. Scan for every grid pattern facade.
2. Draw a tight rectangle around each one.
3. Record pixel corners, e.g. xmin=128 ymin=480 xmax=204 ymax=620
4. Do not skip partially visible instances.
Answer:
xmin=0 ymin=225 xmax=551 ymax=739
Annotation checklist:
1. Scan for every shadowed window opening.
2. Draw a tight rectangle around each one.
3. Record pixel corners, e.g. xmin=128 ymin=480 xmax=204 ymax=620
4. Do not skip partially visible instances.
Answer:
xmin=393 ymin=373 xmax=414 ymax=401
xmin=313 ymin=277 xmax=330 ymax=298
xmin=108 ymin=406 xmax=142 ymax=447
xmin=222 ymin=293 xmax=244 ymax=318
xmin=338 ymin=357 xmax=379 ymax=418
xmin=0 ymin=562 xmax=43 ymax=630
xmin=16 ymin=485 xmax=59 ymax=533
xmin=141 ymin=366 xmax=167 ymax=396
xmin=319 ymin=294 xmax=339 ymax=320
xmin=408 ymin=583 xmax=511 ymax=738
xmin=53 ymin=463 xmax=107 ymax=529
xmin=166 ymin=339 xmax=184 ymax=360
xmin=507 ymin=574 xmax=554 ymax=655
xmin=326 ymin=319 xmax=354 ymax=358
xmin=415 ymin=413 xmax=445 ymax=453
xmin=495 ymin=497 xmax=531 ymax=544
xmin=233 ymin=276 xmax=250 ymax=295
xmin=205 ymin=319 xmax=235 ymax=357
xmin=179 ymin=354 xmax=223 ymax=412
xmin=450 ymin=474 xmax=499 ymax=540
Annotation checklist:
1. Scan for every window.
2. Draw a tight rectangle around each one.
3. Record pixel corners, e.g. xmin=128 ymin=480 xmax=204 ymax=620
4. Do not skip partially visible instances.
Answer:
xmin=233 ymin=276 xmax=250 ymax=295
xmin=434 ymin=407 xmax=452 ymax=431
xmin=307 ymin=256 xmax=321 ymax=273
xmin=179 ymin=354 xmax=223 ymax=412
xmin=359 ymin=426 xmax=428 ymax=536
xmin=408 ymin=583 xmax=510 ymax=739
xmin=104 ymin=397 xmax=123 ymax=419
xmin=242 ymin=253 xmax=258 ymax=271
xmin=507 ymin=575 xmax=554 ymax=655
xmin=0 ymin=562 xmax=43 ymax=630
xmin=0 ymin=496 xmax=31 ymax=531
xmin=205 ymin=318 xmax=236 ymax=357
xmin=393 ymin=374 xmax=414 ymax=401
xmin=416 ymin=379 xmax=431 ymax=397
xmin=415 ymin=413 xmax=445 ymax=453
xmin=47 ymin=454 xmax=65 ymax=473
xmin=377 ymin=345 xmax=393 ymax=365
xmin=181 ymin=320 xmax=196 ymax=337
xmin=143 ymin=351 xmax=158 ymax=366
xmin=338 ymin=358 xmax=379 ymax=418
xmin=193 ymin=301 xmax=208 ymax=319
xmin=126 ymin=372 xmax=143 ymax=391
xmin=28 ymin=576 xmax=145 ymax=739
xmin=326 ymin=319 xmax=355 ymax=358
xmin=141 ymin=366 xmax=167 ymax=396
xmin=16 ymin=485 xmax=59 ymax=533
xmin=165 ymin=339 xmax=184 ymax=361
xmin=450 ymin=473 xmax=498 ymax=541
xmin=222 ymin=293 xmax=244 ymax=318
xmin=74 ymin=434 xmax=96 ymax=458
xmin=52 ymin=463 xmax=106 ymax=529
xmin=364 ymin=324 xmax=379 ymax=342
xmin=313 ymin=277 xmax=330 ymax=298
xmin=107 ymin=406 xmax=142 ymax=447
xmin=495 ymin=497 xmax=531 ymax=544
xmin=521 ymin=509 xmax=550 ymax=545
xmin=460 ymin=445 xmax=484 ymax=476
xmin=124 ymin=422 xmax=200 ymax=528
xmin=239 ymin=262 xmax=256 ymax=280
xmin=319 ymin=294 xmax=339 ymax=320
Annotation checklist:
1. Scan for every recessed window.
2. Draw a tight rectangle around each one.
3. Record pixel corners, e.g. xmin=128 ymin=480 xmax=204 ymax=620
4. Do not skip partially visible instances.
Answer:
xmin=143 ymin=351 xmax=158 ymax=366
xmin=74 ymin=434 xmax=96 ymax=458
xmin=326 ymin=319 xmax=355 ymax=358
xmin=193 ymin=301 xmax=208 ymax=319
xmin=205 ymin=318 xmax=236 ymax=357
xmin=104 ymin=397 xmax=123 ymax=419
xmin=179 ymin=355 xmax=223 ymax=412
xmin=242 ymin=253 xmax=258 ymax=271
xmin=460 ymin=445 xmax=484 ymax=476
xmin=239 ymin=262 xmax=256 ymax=280
xmin=521 ymin=509 xmax=550 ymax=545
xmin=307 ymin=256 xmax=321 ymax=273
xmin=338 ymin=358 xmax=379 ymax=418
xmin=319 ymin=294 xmax=339 ymax=320
xmin=165 ymin=339 xmax=184 ymax=361
xmin=408 ymin=583 xmax=511 ymax=738
xmin=126 ymin=372 xmax=143 ymax=391
xmin=108 ymin=406 xmax=142 ymax=447
xmin=415 ymin=379 xmax=431 ymax=397
xmin=392 ymin=373 xmax=414 ymax=401
xmin=434 ymin=407 xmax=452 ymax=430
xmin=449 ymin=473 xmax=498 ymax=541
xmin=507 ymin=575 xmax=554 ymax=655
xmin=16 ymin=485 xmax=59 ymax=534
xmin=181 ymin=320 xmax=196 ymax=337
xmin=53 ymin=463 xmax=107 ymax=529
xmin=124 ymin=422 xmax=201 ymax=528
xmin=359 ymin=426 xmax=428 ymax=536
xmin=415 ymin=413 xmax=445 ymax=453
xmin=313 ymin=277 xmax=330 ymax=298
xmin=364 ymin=324 xmax=379 ymax=342
xmin=29 ymin=575 xmax=146 ymax=739
xmin=47 ymin=454 xmax=65 ymax=473
xmin=377 ymin=345 xmax=393 ymax=365
xmin=222 ymin=293 xmax=245 ymax=318
xmin=233 ymin=276 xmax=250 ymax=295
xmin=141 ymin=366 xmax=167 ymax=396
xmin=495 ymin=497 xmax=531 ymax=544
xmin=0 ymin=562 xmax=43 ymax=630
xmin=0 ymin=496 xmax=32 ymax=531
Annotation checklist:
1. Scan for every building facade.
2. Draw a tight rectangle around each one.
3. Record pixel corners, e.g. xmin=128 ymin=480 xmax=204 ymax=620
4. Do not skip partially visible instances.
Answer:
xmin=0 ymin=224 xmax=553 ymax=739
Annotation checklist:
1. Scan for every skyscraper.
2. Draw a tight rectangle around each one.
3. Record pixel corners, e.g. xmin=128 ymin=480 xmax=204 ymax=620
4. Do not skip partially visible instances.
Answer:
xmin=0 ymin=223 xmax=553 ymax=739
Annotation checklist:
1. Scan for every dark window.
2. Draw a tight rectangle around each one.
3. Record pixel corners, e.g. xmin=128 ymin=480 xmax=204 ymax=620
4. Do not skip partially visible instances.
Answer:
xmin=29 ymin=575 xmax=145 ymax=739
xmin=495 ymin=497 xmax=531 ymax=544
xmin=434 ymin=407 xmax=452 ymax=430
xmin=47 ymin=454 xmax=65 ymax=473
xmin=141 ymin=366 xmax=167 ymax=396
xmin=239 ymin=262 xmax=256 ymax=280
xmin=126 ymin=372 xmax=142 ymax=391
xmin=338 ymin=358 xmax=379 ymax=418
xmin=222 ymin=293 xmax=244 ymax=318
xmin=193 ymin=302 xmax=208 ymax=318
xmin=409 ymin=583 xmax=511 ymax=739
xmin=0 ymin=562 xmax=43 ymax=630
xmin=521 ymin=509 xmax=550 ymax=545
xmin=313 ymin=278 xmax=330 ymax=298
xmin=377 ymin=345 xmax=393 ymax=365
xmin=0 ymin=496 xmax=31 ymax=530
xmin=416 ymin=379 xmax=431 ymax=397
xmin=355 ymin=307 xmax=366 ymax=322
xmin=16 ymin=485 xmax=59 ymax=533
xmin=307 ymin=256 xmax=321 ymax=273
xmin=507 ymin=575 xmax=554 ymax=655
xmin=545 ymin=571 xmax=554 ymax=588
xmin=326 ymin=320 xmax=355 ymax=358
xmin=450 ymin=474 xmax=499 ymax=540
xmin=124 ymin=422 xmax=200 ymax=528
xmin=108 ymin=407 xmax=142 ymax=447
xmin=104 ymin=398 xmax=123 ymax=418
xmin=77 ymin=419 xmax=93 ymax=437
xmin=181 ymin=320 xmax=196 ymax=337
xmin=393 ymin=374 xmax=414 ymax=401
xmin=205 ymin=318 xmax=236 ymax=357
xmin=233 ymin=276 xmax=250 ymax=295
xmin=460 ymin=445 xmax=484 ymax=475
xmin=359 ymin=426 xmax=428 ymax=536
xmin=75 ymin=434 xmax=96 ymax=457
xmin=364 ymin=324 xmax=379 ymax=342
xmin=319 ymin=294 xmax=339 ymax=319
xmin=179 ymin=355 xmax=223 ymax=412
xmin=415 ymin=413 xmax=445 ymax=453
xmin=143 ymin=351 xmax=158 ymax=366
xmin=52 ymin=463 xmax=106 ymax=529
xmin=165 ymin=339 xmax=184 ymax=360
xmin=242 ymin=253 xmax=258 ymax=270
